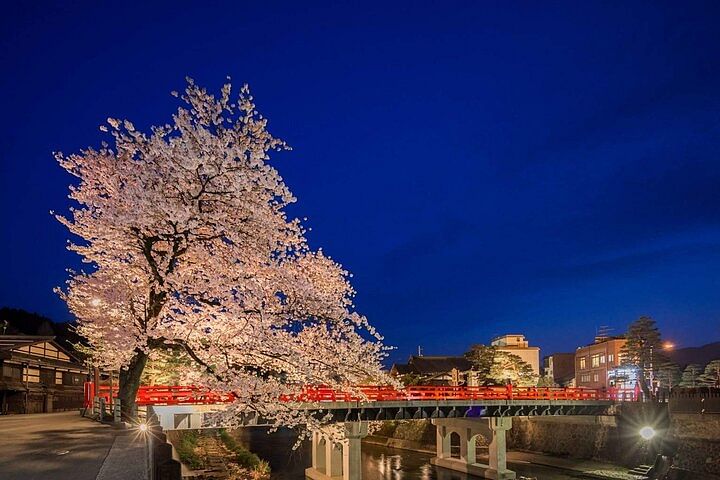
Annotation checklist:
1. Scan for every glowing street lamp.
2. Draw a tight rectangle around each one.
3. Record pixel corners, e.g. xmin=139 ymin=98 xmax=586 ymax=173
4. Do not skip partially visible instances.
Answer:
xmin=639 ymin=426 xmax=656 ymax=440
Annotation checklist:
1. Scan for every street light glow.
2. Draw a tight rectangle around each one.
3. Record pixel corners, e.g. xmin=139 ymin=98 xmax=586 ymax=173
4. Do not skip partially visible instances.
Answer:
xmin=138 ymin=422 xmax=148 ymax=432
xmin=662 ymin=342 xmax=675 ymax=350
xmin=639 ymin=426 xmax=656 ymax=440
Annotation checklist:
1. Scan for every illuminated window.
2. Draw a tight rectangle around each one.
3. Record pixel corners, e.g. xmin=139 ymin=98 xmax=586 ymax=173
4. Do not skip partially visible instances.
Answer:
xmin=608 ymin=354 xmax=614 ymax=364
xmin=581 ymin=374 xmax=590 ymax=383
xmin=593 ymin=373 xmax=599 ymax=382
xmin=591 ymin=354 xmax=600 ymax=368
xmin=24 ymin=367 xmax=40 ymax=383
xmin=579 ymin=357 xmax=586 ymax=369
xmin=600 ymin=355 xmax=606 ymax=364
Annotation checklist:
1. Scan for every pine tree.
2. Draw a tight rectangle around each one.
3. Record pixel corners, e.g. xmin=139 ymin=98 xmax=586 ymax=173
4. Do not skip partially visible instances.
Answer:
xmin=465 ymin=345 xmax=496 ymax=384
xmin=680 ymin=364 xmax=703 ymax=388
xmin=620 ymin=316 xmax=665 ymax=397
xmin=465 ymin=345 xmax=537 ymax=386
xmin=656 ymin=362 xmax=681 ymax=390
xmin=700 ymin=360 xmax=720 ymax=387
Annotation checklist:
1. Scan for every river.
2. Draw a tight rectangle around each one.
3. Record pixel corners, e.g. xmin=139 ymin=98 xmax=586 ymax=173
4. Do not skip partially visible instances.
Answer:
xmin=232 ymin=428 xmax=603 ymax=480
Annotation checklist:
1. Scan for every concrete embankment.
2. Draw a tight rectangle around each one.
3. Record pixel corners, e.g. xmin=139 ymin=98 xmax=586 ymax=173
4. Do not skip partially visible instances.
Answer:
xmin=366 ymin=419 xmax=436 ymax=453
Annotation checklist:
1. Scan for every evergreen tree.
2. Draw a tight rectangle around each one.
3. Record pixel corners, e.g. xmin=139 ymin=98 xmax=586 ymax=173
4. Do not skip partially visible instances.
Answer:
xmin=465 ymin=344 xmax=496 ymax=383
xmin=620 ymin=316 xmax=665 ymax=397
xmin=700 ymin=360 xmax=720 ymax=387
xmin=680 ymin=363 xmax=703 ymax=388
xmin=656 ymin=362 xmax=681 ymax=390
xmin=465 ymin=345 xmax=537 ymax=386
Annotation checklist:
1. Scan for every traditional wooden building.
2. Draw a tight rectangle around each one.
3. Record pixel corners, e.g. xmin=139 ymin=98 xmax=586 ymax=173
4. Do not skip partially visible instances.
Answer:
xmin=0 ymin=335 xmax=87 ymax=414
xmin=391 ymin=355 xmax=473 ymax=386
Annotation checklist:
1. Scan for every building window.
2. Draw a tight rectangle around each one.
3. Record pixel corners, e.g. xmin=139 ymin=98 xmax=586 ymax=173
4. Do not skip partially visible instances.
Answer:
xmin=24 ymin=367 xmax=40 ymax=383
xmin=581 ymin=374 xmax=590 ymax=383
xmin=2 ymin=363 xmax=22 ymax=380
xmin=40 ymin=368 xmax=55 ymax=386
xmin=608 ymin=354 xmax=614 ymax=364
xmin=62 ymin=372 xmax=84 ymax=386
xmin=591 ymin=354 xmax=600 ymax=368
xmin=579 ymin=357 xmax=586 ymax=369
xmin=600 ymin=355 xmax=606 ymax=364
xmin=593 ymin=373 xmax=599 ymax=382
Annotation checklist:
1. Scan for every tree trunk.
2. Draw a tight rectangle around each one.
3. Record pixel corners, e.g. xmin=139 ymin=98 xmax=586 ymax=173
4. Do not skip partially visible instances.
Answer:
xmin=118 ymin=349 xmax=148 ymax=422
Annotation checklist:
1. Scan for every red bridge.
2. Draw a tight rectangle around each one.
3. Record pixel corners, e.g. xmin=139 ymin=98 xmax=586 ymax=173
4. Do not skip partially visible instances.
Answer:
xmin=85 ymin=382 xmax=635 ymax=408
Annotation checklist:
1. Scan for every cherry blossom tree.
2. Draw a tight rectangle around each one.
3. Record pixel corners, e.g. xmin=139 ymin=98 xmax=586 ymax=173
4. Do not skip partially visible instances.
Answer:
xmin=55 ymin=78 xmax=389 ymax=422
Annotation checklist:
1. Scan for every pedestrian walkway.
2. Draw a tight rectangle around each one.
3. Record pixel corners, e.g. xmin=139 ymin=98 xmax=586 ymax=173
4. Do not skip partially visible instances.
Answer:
xmin=96 ymin=431 xmax=148 ymax=480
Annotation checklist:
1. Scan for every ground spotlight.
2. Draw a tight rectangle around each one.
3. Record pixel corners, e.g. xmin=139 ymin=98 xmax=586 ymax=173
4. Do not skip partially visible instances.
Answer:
xmin=639 ymin=426 xmax=656 ymax=440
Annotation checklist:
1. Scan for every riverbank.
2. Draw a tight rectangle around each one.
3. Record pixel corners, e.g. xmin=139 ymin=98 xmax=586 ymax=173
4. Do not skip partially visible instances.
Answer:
xmin=167 ymin=429 xmax=270 ymax=479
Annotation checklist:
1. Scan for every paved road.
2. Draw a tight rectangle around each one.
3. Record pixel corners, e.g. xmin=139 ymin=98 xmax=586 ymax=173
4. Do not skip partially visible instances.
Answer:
xmin=0 ymin=411 xmax=119 ymax=480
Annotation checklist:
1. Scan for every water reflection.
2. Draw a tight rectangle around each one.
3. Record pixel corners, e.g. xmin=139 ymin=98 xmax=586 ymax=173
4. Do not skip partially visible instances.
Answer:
xmin=232 ymin=427 xmax=595 ymax=480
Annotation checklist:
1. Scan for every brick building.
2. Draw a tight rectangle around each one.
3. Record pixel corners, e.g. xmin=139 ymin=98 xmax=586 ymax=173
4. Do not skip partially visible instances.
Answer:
xmin=575 ymin=336 xmax=626 ymax=389
xmin=543 ymin=352 xmax=575 ymax=386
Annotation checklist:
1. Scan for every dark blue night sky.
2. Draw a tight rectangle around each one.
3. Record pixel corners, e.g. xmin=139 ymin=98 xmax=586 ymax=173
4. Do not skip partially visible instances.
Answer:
xmin=2 ymin=1 xmax=720 ymax=365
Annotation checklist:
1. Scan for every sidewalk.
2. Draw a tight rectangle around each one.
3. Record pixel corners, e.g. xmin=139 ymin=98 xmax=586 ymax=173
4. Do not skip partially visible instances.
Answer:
xmin=95 ymin=431 xmax=148 ymax=480
xmin=508 ymin=451 xmax=642 ymax=480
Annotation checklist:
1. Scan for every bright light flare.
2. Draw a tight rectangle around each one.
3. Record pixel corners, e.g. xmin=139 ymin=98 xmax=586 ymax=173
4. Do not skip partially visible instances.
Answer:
xmin=639 ymin=426 xmax=656 ymax=440
xmin=90 ymin=298 xmax=101 ymax=307
xmin=662 ymin=342 xmax=675 ymax=350
xmin=138 ymin=422 xmax=148 ymax=432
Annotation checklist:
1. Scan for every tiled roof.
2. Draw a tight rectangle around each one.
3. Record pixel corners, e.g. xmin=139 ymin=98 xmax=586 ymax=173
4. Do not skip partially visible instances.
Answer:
xmin=391 ymin=363 xmax=414 ymax=375
xmin=0 ymin=335 xmax=55 ymax=351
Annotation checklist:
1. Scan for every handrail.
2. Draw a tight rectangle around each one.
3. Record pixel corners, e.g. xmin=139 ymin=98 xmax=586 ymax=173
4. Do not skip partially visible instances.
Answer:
xmin=84 ymin=382 xmax=632 ymax=408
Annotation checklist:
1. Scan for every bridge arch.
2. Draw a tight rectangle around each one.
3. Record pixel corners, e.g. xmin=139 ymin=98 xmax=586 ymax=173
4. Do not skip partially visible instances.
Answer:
xmin=449 ymin=431 xmax=461 ymax=459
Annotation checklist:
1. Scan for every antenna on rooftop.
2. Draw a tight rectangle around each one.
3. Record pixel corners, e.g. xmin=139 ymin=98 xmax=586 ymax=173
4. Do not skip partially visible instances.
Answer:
xmin=595 ymin=325 xmax=613 ymax=343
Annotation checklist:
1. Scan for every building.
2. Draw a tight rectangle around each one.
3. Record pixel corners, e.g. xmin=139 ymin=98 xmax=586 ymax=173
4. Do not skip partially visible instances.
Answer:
xmin=0 ymin=335 xmax=87 ymax=414
xmin=543 ymin=352 xmax=575 ymax=386
xmin=575 ymin=335 xmax=626 ymax=389
xmin=490 ymin=334 xmax=541 ymax=376
xmin=391 ymin=355 xmax=473 ymax=386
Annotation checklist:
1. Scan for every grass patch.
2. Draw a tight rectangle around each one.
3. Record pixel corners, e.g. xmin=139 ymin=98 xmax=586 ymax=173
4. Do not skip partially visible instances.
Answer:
xmin=174 ymin=431 xmax=204 ymax=469
xmin=219 ymin=429 xmax=270 ymax=474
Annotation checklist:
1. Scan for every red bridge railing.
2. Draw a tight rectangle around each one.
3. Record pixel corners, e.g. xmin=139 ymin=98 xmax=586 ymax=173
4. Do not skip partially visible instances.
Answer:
xmin=85 ymin=383 xmax=634 ymax=408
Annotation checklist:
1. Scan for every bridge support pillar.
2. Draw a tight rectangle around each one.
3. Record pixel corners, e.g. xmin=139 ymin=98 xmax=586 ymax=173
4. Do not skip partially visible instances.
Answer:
xmin=306 ymin=422 xmax=368 ymax=480
xmin=487 ymin=417 xmax=513 ymax=479
xmin=431 ymin=418 xmax=516 ymax=480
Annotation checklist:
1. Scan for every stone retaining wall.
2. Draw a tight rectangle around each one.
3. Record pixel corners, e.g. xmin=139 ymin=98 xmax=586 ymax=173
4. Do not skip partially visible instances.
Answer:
xmin=670 ymin=413 xmax=720 ymax=477
xmin=506 ymin=416 xmax=629 ymax=463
